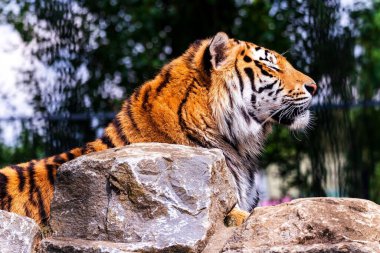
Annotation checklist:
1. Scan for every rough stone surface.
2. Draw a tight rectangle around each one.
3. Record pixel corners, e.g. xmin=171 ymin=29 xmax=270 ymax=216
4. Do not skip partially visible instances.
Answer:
xmin=222 ymin=198 xmax=380 ymax=253
xmin=49 ymin=143 xmax=236 ymax=252
xmin=39 ymin=237 xmax=151 ymax=253
xmin=202 ymin=222 xmax=237 ymax=253
xmin=0 ymin=210 xmax=41 ymax=253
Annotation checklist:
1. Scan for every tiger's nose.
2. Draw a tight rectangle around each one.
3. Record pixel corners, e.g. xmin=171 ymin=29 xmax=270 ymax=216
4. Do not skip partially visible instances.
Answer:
xmin=304 ymin=83 xmax=317 ymax=96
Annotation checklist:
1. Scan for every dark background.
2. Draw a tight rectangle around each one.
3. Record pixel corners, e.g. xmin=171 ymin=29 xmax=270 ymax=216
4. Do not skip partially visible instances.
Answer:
xmin=0 ymin=0 xmax=379 ymax=203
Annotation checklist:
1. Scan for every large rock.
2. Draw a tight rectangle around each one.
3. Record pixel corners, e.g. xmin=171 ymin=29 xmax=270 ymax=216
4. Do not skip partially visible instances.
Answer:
xmin=222 ymin=198 xmax=380 ymax=252
xmin=0 ymin=210 xmax=41 ymax=253
xmin=48 ymin=143 xmax=236 ymax=252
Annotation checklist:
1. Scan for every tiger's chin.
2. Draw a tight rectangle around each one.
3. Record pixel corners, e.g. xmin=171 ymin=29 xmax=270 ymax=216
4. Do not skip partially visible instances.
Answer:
xmin=289 ymin=110 xmax=310 ymax=130
xmin=272 ymin=109 xmax=311 ymax=130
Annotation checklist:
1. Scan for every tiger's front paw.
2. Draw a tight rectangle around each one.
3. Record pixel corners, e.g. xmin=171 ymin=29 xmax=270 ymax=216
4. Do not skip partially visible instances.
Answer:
xmin=224 ymin=207 xmax=250 ymax=227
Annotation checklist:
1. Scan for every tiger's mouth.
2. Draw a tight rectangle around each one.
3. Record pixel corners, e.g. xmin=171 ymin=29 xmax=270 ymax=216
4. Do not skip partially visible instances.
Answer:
xmin=271 ymin=106 xmax=311 ymax=129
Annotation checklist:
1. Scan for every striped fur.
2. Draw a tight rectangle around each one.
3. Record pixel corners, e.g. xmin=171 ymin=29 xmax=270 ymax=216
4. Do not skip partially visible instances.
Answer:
xmin=0 ymin=32 xmax=316 ymax=224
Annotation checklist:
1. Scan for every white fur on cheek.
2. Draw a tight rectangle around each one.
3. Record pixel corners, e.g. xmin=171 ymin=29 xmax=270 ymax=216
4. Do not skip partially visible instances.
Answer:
xmin=289 ymin=110 xmax=310 ymax=130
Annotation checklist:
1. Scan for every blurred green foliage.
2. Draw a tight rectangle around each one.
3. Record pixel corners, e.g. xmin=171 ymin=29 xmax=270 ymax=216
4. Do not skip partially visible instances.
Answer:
xmin=0 ymin=124 xmax=45 ymax=167
xmin=1 ymin=0 xmax=380 ymax=202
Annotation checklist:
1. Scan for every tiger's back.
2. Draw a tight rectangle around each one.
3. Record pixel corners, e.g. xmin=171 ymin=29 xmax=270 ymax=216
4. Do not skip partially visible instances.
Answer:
xmin=0 ymin=32 xmax=317 ymax=225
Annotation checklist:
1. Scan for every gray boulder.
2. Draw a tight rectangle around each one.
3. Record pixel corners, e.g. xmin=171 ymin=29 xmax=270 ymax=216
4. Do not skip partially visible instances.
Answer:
xmin=0 ymin=210 xmax=41 ymax=253
xmin=47 ymin=143 xmax=237 ymax=252
xmin=221 ymin=198 xmax=380 ymax=252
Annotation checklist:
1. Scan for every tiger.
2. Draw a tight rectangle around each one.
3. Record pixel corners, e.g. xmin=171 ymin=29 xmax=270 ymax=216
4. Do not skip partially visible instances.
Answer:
xmin=0 ymin=32 xmax=317 ymax=226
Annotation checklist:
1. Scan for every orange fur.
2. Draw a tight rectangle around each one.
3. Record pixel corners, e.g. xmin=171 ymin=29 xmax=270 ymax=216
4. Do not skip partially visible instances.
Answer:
xmin=0 ymin=32 xmax=316 ymax=224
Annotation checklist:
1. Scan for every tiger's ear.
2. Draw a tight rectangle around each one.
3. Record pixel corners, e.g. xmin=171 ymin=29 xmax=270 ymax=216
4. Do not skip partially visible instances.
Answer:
xmin=209 ymin=32 xmax=229 ymax=69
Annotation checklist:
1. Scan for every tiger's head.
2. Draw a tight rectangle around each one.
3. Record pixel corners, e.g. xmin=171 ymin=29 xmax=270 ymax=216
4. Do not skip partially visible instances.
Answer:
xmin=206 ymin=32 xmax=317 ymax=144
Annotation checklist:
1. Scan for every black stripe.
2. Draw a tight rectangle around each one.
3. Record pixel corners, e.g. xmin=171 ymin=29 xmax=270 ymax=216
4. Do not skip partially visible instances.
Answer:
xmin=83 ymin=144 xmax=95 ymax=153
xmin=257 ymin=80 xmax=278 ymax=93
xmin=222 ymin=81 xmax=234 ymax=108
xmin=224 ymin=156 xmax=241 ymax=188
xmin=265 ymin=49 xmax=269 ymax=58
xmin=249 ymin=165 xmax=256 ymax=185
xmin=53 ymin=155 xmax=66 ymax=164
xmin=235 ymin=60 xmax=244 ymax=95
xmin=156 ymin=68 xmax=171 ymax=95
xmin=274 ymin=67 xmax=282 ymax=73
xmin=252 ymin=190 xmax=260 ymax=210
xmin=222 ymin=134 xmax=239 ymax=153
xmin=0 ymin=173 xmax=8 ymax=210
xmin=253 ymin=60 xmax=264 ymax=68
xmin=269 ymin=65 xmax=282 ymax=72
xmin=244 ymin=67 xmax=256 ymax=92
xmin=11 ymin=165 xmax=25 ymax=192
xmin=225 ymin=116 xmax=233 ymax=135
xmin=27 ymin=162 xmax=37 ymax=205
xmin=134 ymin=85 xmax=142 ymax=101
xmin=224 ymin=117 xmax=239 ymax=148
xmin=46 ymin=164 xmax=56 ymax=186
xmin=177 ymin=81 xmax=205 ymax=147
xmin=66 ymin=152 xmax=75 ymax=160
xmin=186 ymin=133 xmax=205 ymax=147
xmin=261 ymin=68 xmax=273 ymax=77
xmin=248 ymin=110 xmax=262 ymax=124
xmin=5 ymin=195 xmax=12 ymax=210
xmin=178 ymin=84 xmax=193 ymax=131
xmin=202 ymin=45 xmax=212 ymax=74
xmin=142 ymin=86 xmax=151 ymax=111
xmin=79 ymin=146 xmax=86 ymax=154
xmin=100 ymin=135 xmax=115 ymax=148
xmin=243 ymin=55 xmax=252 ymax=62
xmin=251 ymin=93 xmax=256 ymax=104
xmin=275 ymin=87 xmax=284 ymax=95
xmin=240 ymin=108 xmax=250 ymax=124
xmin=25 ymin=205 xmax=32 ymax=218
xmin=112 ymin=118 xmax=130 ymax=145
xmin=36 ymin=188 xmax=48 ymax=225
xmin=126 ymin=100 xmax=140 ymax=133
xmin=254 ymin=60 xmax=273 ymax=77
xmin=186 ymin=40 xmax=202 ymax=64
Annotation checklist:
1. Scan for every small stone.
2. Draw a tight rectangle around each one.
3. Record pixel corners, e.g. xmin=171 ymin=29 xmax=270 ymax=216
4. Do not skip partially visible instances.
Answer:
xmin=0 ymin=210 xmax=41 ymax=253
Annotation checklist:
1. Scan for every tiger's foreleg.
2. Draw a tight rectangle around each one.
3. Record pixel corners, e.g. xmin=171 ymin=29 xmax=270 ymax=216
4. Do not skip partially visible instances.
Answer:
xmin=224 ymin=206 xmax=250 ymax=226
